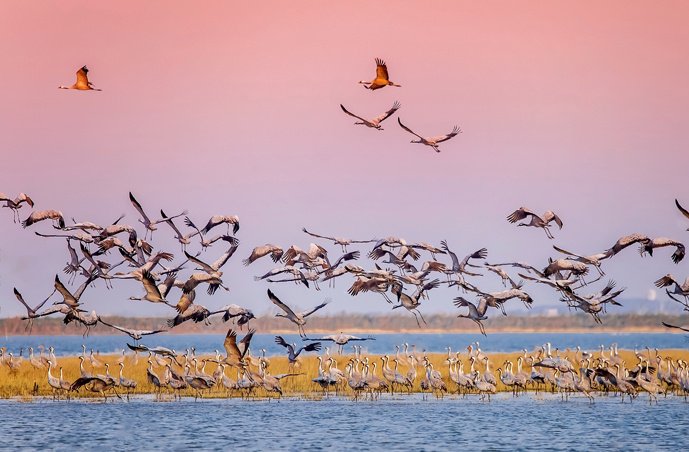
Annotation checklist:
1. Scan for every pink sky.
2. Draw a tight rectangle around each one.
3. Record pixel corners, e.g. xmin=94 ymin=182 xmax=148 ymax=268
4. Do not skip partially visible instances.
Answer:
xmin=1 ymin=1 xmax=688 ymax=318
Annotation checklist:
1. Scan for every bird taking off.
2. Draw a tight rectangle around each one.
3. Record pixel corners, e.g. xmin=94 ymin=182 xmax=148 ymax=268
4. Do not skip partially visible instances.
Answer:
xmin=358 ymin=58 xmax=401 ymax=90
xmin=58 ymin=66 xmax=102 ymax=91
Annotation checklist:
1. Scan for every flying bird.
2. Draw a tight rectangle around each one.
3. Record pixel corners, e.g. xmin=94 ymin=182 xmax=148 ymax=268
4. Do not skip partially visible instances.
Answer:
xmin=358 ymin=58 xmax=401 ymax=90
xmin=22 ymin=210 xmax=65 ymax=229
xmin=397 ymin=118 xmax=461 ymax=153
xmin=639 ymin=237 xmax=685 ymax=264
xmin=274 ymin=336 xmax=322 ymax=364
xmin=267 ymin=289 xmax=331 ymax=338
xmin=340 ymin=101 xmax=401 ymax=130
xmin=0 ymin=192 xmax=34 ymax=222
xmin=675 ymin=199 xmax=689 ymax=230
xmin=97 ymin=317 xmax=168 ymax=341
xmin=506 ymin=208 xmax=563 ymax=239
xmin=223 ymin=328 xmax=255 ymax=367
xmin=58 ymin=66 xmax=102 ymax=91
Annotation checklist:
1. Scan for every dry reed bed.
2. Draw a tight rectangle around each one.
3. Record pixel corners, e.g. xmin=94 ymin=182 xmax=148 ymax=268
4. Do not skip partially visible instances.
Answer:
xmin=1 ymin=349 xmax=688 ymax=399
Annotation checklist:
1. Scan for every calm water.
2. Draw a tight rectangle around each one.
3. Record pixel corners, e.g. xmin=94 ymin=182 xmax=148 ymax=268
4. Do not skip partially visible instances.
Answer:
xmin=1 ymin=393 xmax=687 ymax=450
xmin=1 ymin=332 xmax=687 ymax=357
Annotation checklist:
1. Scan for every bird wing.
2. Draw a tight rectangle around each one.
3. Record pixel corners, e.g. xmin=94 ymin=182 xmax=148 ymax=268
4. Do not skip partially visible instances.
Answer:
xmin=676 ymin=199 xmax=689 ymax=220
xmin=432 ymin=126 xmax=461 ymax=143
xmin=302 ymin=299 xmax=331 ymax=318
xmin=54 ymin=275 xmax=77 ymax=307
xmin=97 ymin=317 xmax=133 ymax=336
xmin=654 ymin=274 xmax=676 ymax=288
xmin=13 ymin=288 xmax=33 ymax=312
xmin=129 ymin=192 xmax=151 ymax=224
xmin=211 ymin=244 xmax=239 ymax=271
xmin=223 ymin=329 xmax=241 ymax=361
xmin=375 ymin=58 xmax=389 ymax=81
xmin=267 ymin=289 xmax=298 ymax=319
xmin=75 ymin=66 xmax=90 ymax=87
xmin=184 ymin=251 xmax=215 ymax=274
xmin=340 ymin=104 xmax=368 ymax=123
xmin=372 ymin=101 xmax=401 ymax=123
xmin=397 ymin=118 xmax=424 ymax=140
xmin=507 ymin=207 xmax=538 ymax=223
xmin=160 ymin=209 xmax=185 ymax=237
xmin=238 ymin=329 xmax=255 ymax=358
xmin=302 ymin=227 xmax=336 ymax=242
xmin=461 ymin=248 xmax=488 ymax=268
xmin=302 ymin=342 xmax=322 ymax=353
xmin=440 ymin=240 xmax=460 ymax=270
xmin=141 ymin=270 xmax=164 ymax=300
xmin=662 ymin=322 xmax=689 ymax=332
xmin=552 ymin=245 xmax=584 ymax=260
xmin=543 ymin=211 xmax=563 ymax=229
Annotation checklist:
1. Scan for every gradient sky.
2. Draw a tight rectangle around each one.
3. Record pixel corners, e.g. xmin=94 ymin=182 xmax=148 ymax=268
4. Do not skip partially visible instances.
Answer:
xmin=1 ymin=1 xmax=688 ymax=319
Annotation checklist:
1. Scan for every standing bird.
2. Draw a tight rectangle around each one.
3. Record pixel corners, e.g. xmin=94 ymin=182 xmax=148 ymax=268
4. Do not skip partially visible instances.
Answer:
xmin=274 ymin=336 xmax=322 ymax=366
xmin=397 ymin=118 xmax=461 ymax=153
xmin=58 ymin=66 xmax=102 ymax=91
xmin=267 ymin=289 xmax=331 ymax=338
xmin=340 ymin=101 xmax=401 ymax=130
xmin=358 ymin=58 xmax=401 ymax=90
xmin=506 ymin=208 xmax=563 ymax=239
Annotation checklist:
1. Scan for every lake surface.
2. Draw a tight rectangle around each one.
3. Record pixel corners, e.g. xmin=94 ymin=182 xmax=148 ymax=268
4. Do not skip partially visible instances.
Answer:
xmin=1 ymin=393 xmax=687 ymax=450
xmin=1 ymin=332 xmax=687 ymax=357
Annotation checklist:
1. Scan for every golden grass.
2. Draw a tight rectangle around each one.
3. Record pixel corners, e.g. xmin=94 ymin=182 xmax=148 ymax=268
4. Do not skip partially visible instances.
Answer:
xmin=2 ymin=348 xmax=688 ymax=400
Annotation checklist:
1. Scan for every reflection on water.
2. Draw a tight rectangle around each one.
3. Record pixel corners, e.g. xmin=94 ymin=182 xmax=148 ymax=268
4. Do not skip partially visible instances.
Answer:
xmin=1 ymin=332 xmax=687 ymax=357
xmin=1 ymin=393 xmax=688 ymax=450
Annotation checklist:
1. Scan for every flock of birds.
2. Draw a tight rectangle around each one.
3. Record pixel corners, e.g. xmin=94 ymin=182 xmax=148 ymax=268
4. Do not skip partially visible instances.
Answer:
xmin=0 ymin=59 xmax=687 ymax=401
xmin=3 ymin=189 xmax=689 ymax=343
xmin=2 ymin=338 xmax=689 ymax=404
xmin=57 ymin=60 xmax=462 ymax=153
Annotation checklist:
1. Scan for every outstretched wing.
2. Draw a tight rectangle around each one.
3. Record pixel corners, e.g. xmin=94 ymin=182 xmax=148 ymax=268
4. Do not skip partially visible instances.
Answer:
xmin=397 ymin=117 xmax=424 ymax=140
xmin=267 ymin=289 xmax=298 ymax=319
xmin=13 ymin=288 xmax=33 ymax=312
xmin=97 ymin=317 xmax=132 ymax=336
xmin=224 ymin=329 xmax=241 ymax=361
xmin=129 ymin=192 xmax=151 ymax=224
xmin=184 ymin=251 xmax=215 ymax=274
xmin=302 ymin=298 xmax=331 ymax=318
xmin=662 ymin=321 xmax=689 ymax=332
xmin=302 ymin=227 xmax=336 ymax=242
xmin=238 ymin=328 xmax=255 ymax=358
xmin=212 ymin=244 xmax=239 ymax=271
xmin=675 ymin=199 xmax=689 ymax=220
xmin=301 ymin=342 xmax=322 ymax=353
xmin=433 ymin=126 xmax=461 ymax=143
xmin=542 ymin=211 xmax=563 ymax=229
xmin=507 ymin=207 xmax=538 ymax=223
xmin=340 ymin=105 xmax=367 ymax=123
xmin=372 ymin=101 xmax=401 ymax=123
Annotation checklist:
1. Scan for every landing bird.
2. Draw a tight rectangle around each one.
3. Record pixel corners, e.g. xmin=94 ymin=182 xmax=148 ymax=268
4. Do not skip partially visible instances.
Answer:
xmin=397 ymin=118 xmax=461 ymax=153
xmin=340 ymin=101 xmax=400 ymax=130
xmin=453 ymin=297 xmax=488 ymax=336
xmin=274 ymin=336 xmax=322 ymax=364
xmin=0 ymin=192 xmax=34 ymax=222
xmin=506 ymin=207 xmax=562 ymax=239
xmin=304 ymin=333 xmax=375 ymax=354
xmin=58 ymin=66 xmax=102 ymax=91
xmin=358 ymin=58 xmax=401 ymax=90
xmin=267 ymin=289 xmax=331 ymax=338
xmin=97 ymin=317 xmax=168 ymax=341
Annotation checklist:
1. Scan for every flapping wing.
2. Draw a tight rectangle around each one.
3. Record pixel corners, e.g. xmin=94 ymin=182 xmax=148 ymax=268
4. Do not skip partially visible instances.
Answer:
xmin=507 ymin=207 xmax=537 ymax=223
xmin=433 ymin=126 xmax=461 ymax=143
xmin=375 ymin=58 xmax=389 ymax=81
xmin=373 ymin=101 xmax=401 ymax=123
xmin=129 ymin=192 xmax=151 ymax=224
xmin=397 ymin=117 xmax=424 ymax=140
xmin=267 ymin=289 xmax=298 ymax=319
xmin=97 ymin=317 xmax=132 ymax=335
xmin=303 ymin=298 xmax=331 ymax=318
xmin=676 ymin=199 xmax=689 ymax=220
xmin=184 ymin=251 xmax=215 ymax=274
xmin=224 ymin=329 xmax=241 ymax=361
xmin=212 ymin=244 xmax=239 ymax=271
xmin=54 ymin=275 xmax=77 ymax=307
xmin=13 ymin=288 xmax=33 ymax=312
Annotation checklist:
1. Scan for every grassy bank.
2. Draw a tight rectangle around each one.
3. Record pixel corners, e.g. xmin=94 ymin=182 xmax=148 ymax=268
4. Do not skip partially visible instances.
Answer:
xmin=2 ymin=348 xmax=688 ymax=400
